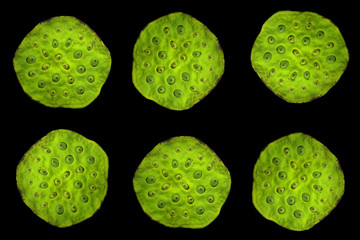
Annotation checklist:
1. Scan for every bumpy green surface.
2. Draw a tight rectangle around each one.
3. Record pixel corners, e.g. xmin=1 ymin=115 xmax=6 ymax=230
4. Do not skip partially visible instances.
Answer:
xmin=16 ymin=129 xmax=109 ymax=227
xmin=253 ymin=133 xmax=345 ymax=231
xmin=133 ymin=136 xmax=231 ymax=228
xmin=132 ymin=12 xmax=225 ymax=110
xmin=251 ymin=11 xmax=349 ymax=103
xmin=14 ymin=16 xmax=111 ymax=108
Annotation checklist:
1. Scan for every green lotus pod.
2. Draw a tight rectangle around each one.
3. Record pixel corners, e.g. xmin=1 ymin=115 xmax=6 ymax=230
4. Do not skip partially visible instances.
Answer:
xmin=13 ymin=16 xmax=111 ymax=108
xmin=251 ymin=11 xmax=349 ymax=103
xmin=132 ymin=12 xmax=225 ymax=110
xmin=16 ymin=129 xmax=109 ymax=227
xmin=133 ymin=136 xmax=231 ymax=228
xmin=252 ymin=133 xmax=345 ymax=231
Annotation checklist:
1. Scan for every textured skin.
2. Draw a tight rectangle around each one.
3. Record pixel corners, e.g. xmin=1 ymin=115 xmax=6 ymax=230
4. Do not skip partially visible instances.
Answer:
xmin=251 ymin=11 xmax=349 ymax=103
xmin=132 ymin=12 xmax=225 ymax=110
xmin=253 ymin=133 xmax=345 ymax=231
xmin=13 ymin=16 xmax=111 ymax=108
xmin=133 ymin=136 xmax=231 ymax=228
xmin=16 ymin=129 xmax=109 ymax=227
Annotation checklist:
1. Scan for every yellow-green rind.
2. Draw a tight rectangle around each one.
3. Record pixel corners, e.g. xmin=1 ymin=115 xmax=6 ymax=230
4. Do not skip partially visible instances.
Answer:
xmin=14 ymin=16 xmax=111 ymax=108
xmin=252 ymin=133 xmax=345 ymax=231
xmin=133 ymin=136 xmax=231 ymax=228
xmin=251 ymin=11 xmax=349 ymax=103
xmin=132 ymin=12 xmax=225 ymax=110
xmin=16 ymin=129 xmax=109 ymax=227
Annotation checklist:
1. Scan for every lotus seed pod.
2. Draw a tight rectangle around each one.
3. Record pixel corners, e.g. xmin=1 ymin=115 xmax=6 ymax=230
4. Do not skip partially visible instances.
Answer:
xmin=251 ymin=11 xmax=349 ymax=103
xmin=16 ymin=129 xmax=109 ymax=227
xmin=132 ymin=12 xmax=225 ymax=110
xmin=252 ymin=133 xmax=345 ymax=231
xmin=13 ymin=16 xmax=111 ymax=108
xmin=133 ymin=136 xmax=231 ymax=228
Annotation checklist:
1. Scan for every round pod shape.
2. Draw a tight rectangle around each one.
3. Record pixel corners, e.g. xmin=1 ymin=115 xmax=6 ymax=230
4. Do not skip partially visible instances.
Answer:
xmin=251 ymin=11 xmax=349 ymax=103
xmin=133 ymin=136 xmax=231 ymax=228
xmin=132 ymin=12 xmax=225 ymax=110
xmin=252 ymin=133 xmax=345 ymax=231
xmin=16 ymin=129 xmax=109 ymax=227
xmin=13 ymin=16 xmax=111 ymax=108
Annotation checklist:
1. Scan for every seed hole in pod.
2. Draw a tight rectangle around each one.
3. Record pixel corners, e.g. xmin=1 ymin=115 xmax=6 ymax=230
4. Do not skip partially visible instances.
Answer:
xmin=294 ymin=210 xmax=303 ymax=218
xmin=312 ymin=171 xmax=322 ymax=178
xmin=314 ymin=62 xmax=320 ymax=70
xmin=169 ymin=210 xmax=176 ymax=217
xmin=312 ymin=49 xmax=321 ymax=56
xmin=40 ymin=182 xmax=49 ymax=189
xmin=196 ymin=185 xmax=206 ymax=194
xmin=268 ymin=36 xmax=275 ymax=44
xmin=63 ymin=191 xmax=71 ymax=199
xmin=196 ymin=207 xmax=205 ymax=215
xmin=185 ymin=158 xmax=192 ymax=168
xmin=179 ymin=53 xmax=187 ymax=61
xmin=33 ymin=192 xmax=39 ymax=198
xmin=172 ymin=159 xmax=178 ymax=168
xmin=175 ymin=174 xmax=182 ymax=180
xmin=302 ymin=37 xmax=311 ymax=46
xmin=304 ymin=71 xmax=310 ymax=80
xmin=302 ymin=193 xmax=310 ymax=202
xmin=158 ymin=51 xmax=167 ymax=59
xmin=156 ymin=66 xmax=165 ymax=73
xmin=170 ymin=61 xmax=177 ymax=69
xmin=28 ymin=71 xmax=37 ymax=78
xmin=87 ymin=156 xmax=95 ymax=164
xmin=266 ymin=196 xmax=274 ymax=204
xmin=207 ymin=195 xmax=215 ymax=203
xmin=26 ymin=56 xmax=36 ymax=64
xmin=263 ymin=52 xmax=272 ymax=61
xmin=162 ymin=169 xmax=168 ymax=177
xmin=65 ymin=155 xmax=74 ymax=164
xmin=183 ymin=41 xmax=191 ymax=48
xmin=80 ymin=195 xmax=89 ymax=203
xmin=87 ymin=43 xmax=93 ymax=51
xmin=276 ymin=187 xmax=285 ymax=194
xmin=65 ymin=39 xmax=72 ymax=48
xmin=182 ymin=72 xmax=190 ymax=81
xmin=51 ymin=158 xmax=59 ymax=167
xmin=278 ymin=207 xmax=285 ymax=214
xmin=202 ymin=42 xmax=207 ymax=48
xmin=291 ymin=182 xmax=297 ymax=189
xmin=287 ymin=196 xmax=295 ymax=205
xmin=58 ymin=142 xmax=67 ymax=150
xmin=276 ymin=45 xmax=286 ymax=54
xmin=42 ymin=49 xmax=49 ymax=57
xmin=146 ymin=175 xmax=156 ymax=184
xmin=263 ymin=168 xmax=271 ymax=176
xmin=74 ymin=180 xmax=83 ymax=189
xmin=52 ymin=39 xmax=59 ymax=48
xmin=90 ymin=58 xmax=99 ymax=67
xmin=42 ymin=202 xmax=48 ymax=208
xmin=290 ymin=161 xmax=298 ymax=169
xmin=167 ymin=75 xmax=175 ymax=85
xmin=182 ymin=183 xmax=189 ymax=190
xmin=193 ymin=64 xmax=202 ymax=71
xmin=50 ymin=192 xmax=57 ymax=199
xmin=306 ymin=22 xmax=312 ymax=29
xmin=64 ymin=171 xmax=70 ymax=178
xmin=300 ymin=174 xmax=307 ymax=182
xmin=161 ymin=183 xmax=170 ymax=190
xmin=146 ymin=75 xmax=154 ymax=84
xmin=292 ymin=49 xmax=300 ymax=57
xmin=284 ymin=148 xmax=290 ymax=155
xmin=63 ymin=90 xmax=69 ymax=97
xmin=288 ymin=35 xmax=295 ymax=43
xmin=76 ymin=146 xmax=83 ymax=153
xmin=87 ymin=75 xmax=95 ymax=83
xmin=143 ymin=49 xmax=151 ymax=55
xmin=39 ymin=169 xmax=48 ymax=175
xmin=177 ymin=25 xmax=185 ymax=35
xmin=52 ymin=73 xmax=60 ymax=83
xmin=280 ymin=60 xmax=289 ymax=69
xmin=90 ymin=171 xmax=97 ymax=178
xmin=42 ymin=63 xmax=50 ymax=70
xmin=67 ymin=76 xmax=75 ymax=84
xmin=172 ymin=194 xmax=180 ymax=202
xmin=148 ymin=191 xmax=156 ymax=197
xmin=73 ymin=51 xmax=82 ymax=59
xmin=278 ymin=171 xmax=287 ymax=180
xmin=326 ymin=55 xmax=336 ymax=63
xmin=71 ymin=205 xmax=77 ymax=213
xmin=170 ymin=40 xmax=177 ymax=49
xmin=210 ymin=178 xmax=219 ymax=187
xmin=56 ymin=205 xmax=64 ymax=215
xmin=151 ymin=36 xmax=160 ymax=45
xmin=54 ymin=178 xmax=61 ymax=186
xmin=297 ymin=145 xmax=305 ymax=155
xmin=174 ymin=89 xmax=183 ymax=98
xmin=76 ymin=86 xmax=85 ymax=95
xmin=300 ymin=59 xmax=307 ymax=65
xmin=304 ymin=162 xmax=311 ymax=168
xmin=76 ymin=166 xmax=84 ymax=173
xmin=193 ymin=171 xmax=202 ymax=179
xmin=157 ymin=200 xmax=165 ymax=208
xmin=313 ymin=185 xmax=322 ymax=191
xmin=192 ymin=51 xmax=201 ymax=58
xmin=278 ymin=25 xmax=286 ymax=33
xmin=163 ymin=27 xmax=170 ymax=35
xmin=326 ymin=42 xmax=334 ymax=48
xmin=317 ymin=31 xmax=325 ymax=38
xmin=77 ymin=65 xmax=86 ymax=74
xmin=290 ymin=71 xmax=297 ymax=80
xmin=183 ymin=211 xmax=189 ymax=217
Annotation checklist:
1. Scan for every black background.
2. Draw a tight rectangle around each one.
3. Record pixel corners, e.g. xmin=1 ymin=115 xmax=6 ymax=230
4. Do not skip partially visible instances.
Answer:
xmin=5 ymin=0 xmax=359 ymax=238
